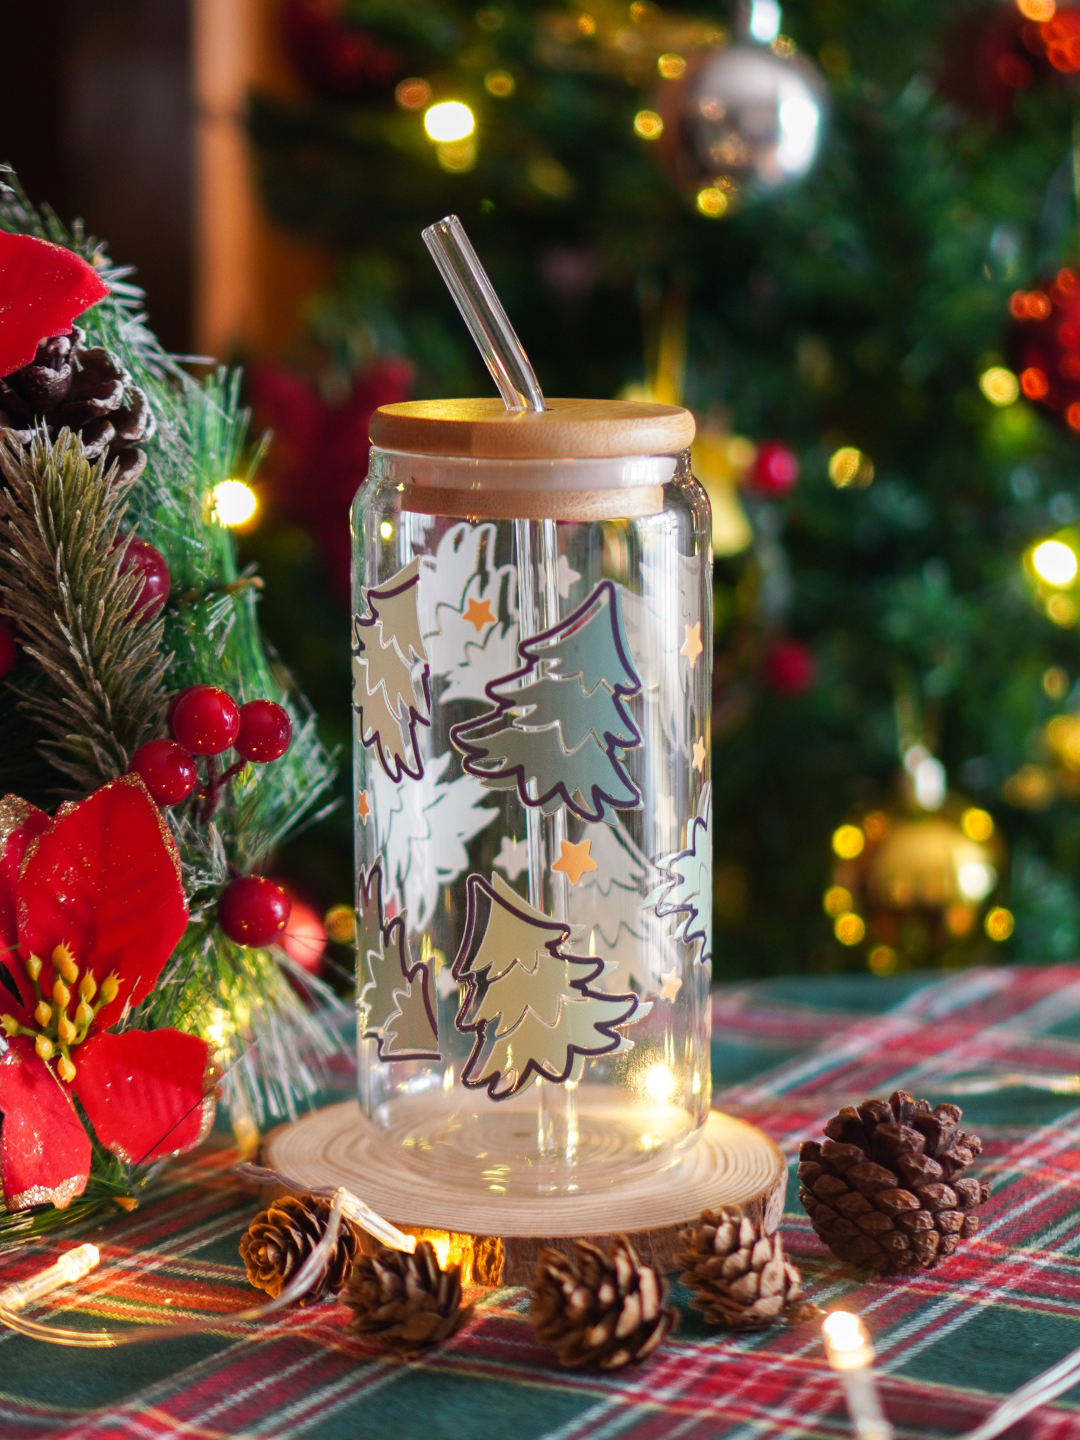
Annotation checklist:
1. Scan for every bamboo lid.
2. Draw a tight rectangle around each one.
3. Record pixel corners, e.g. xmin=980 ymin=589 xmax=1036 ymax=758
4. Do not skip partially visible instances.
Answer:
xmin=369 ymin=396 xmax=696 ymax=459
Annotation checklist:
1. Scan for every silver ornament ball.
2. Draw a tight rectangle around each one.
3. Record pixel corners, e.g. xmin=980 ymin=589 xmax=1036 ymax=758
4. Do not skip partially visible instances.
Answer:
xmin=659 ymin=43 xmax=826 ymax=193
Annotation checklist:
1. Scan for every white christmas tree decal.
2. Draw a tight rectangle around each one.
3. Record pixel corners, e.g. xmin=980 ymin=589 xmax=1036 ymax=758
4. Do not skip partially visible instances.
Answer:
xmin=450 ymin=579 xmax=643 ymax=824
xmin=368 ymin=749 xmax=496 ymax=931
xmin=357 ymin=863 xmax=440 ymax=1061
xmin=352 ymin=556 xmax=431 ymax=782
xmin=568 ymin=818 xmax=678 ymax=995
xmin=452 ymin=872 xmax=640 ymax=1099
xmin=423 ymin=522 xmax=520 ymax=704
xmin=653 ymin=784 xmax=713 ymax=967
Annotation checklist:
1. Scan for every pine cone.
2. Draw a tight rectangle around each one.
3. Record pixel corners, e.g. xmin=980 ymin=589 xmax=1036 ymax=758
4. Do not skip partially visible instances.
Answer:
xmin=240 ymin=1192 xmax=360 ymax=1303
xmin=677 ymin=1207 xmax=803 ymax=1329
xmin=799 ymin=1089 xmax=991 ymax=1275
xmin=530 ymin=1236 xmax=676 ymax=1370
xmin=0 ymin=328 xmax=155 ymax=482
xmin=342 ymin=1241 xmax=473 ymax=1352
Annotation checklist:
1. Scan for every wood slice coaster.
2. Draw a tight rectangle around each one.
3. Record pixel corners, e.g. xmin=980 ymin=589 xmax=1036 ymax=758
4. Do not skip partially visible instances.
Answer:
xmin=263 ymin=1102 xmax=787 ymax=1285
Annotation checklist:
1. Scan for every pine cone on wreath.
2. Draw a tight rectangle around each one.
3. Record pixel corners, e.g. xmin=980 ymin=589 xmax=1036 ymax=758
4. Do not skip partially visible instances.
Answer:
xmin=240 ymin=1192 xmax=360 ymax=1302
xmin=0 ymin=328 xmax=155 ymax=482
xmin=799 ymin=1089 xmax=991 ymax=1275
xmin=530 ymin=1236 xmax=676 ymax=1370
xmin=342 ymin=1240 xmax=473 ymax=1352
xmin=676 ymin=1207 xmax=803 ymax=1329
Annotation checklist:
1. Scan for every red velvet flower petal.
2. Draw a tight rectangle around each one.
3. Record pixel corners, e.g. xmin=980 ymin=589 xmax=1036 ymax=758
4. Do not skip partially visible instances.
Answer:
xmin=72 ymin=1028 xmax=215 ymax=1165
xmin=18 ymin=777 xmax=188 ymax=1029
xmin=0 ymin=1035 xmax=90 ymax=1209
xmin=0 ymin=797 xmax=49 ymax=1022
xmin=0 ymin=233 xmax=109 ymax=378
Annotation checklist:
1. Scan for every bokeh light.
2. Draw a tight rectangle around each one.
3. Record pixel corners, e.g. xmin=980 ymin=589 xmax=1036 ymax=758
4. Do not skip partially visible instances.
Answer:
xmin=211 ymin=479 xmax=257 ymax=527
xmin=1020 ymin=367 xmax=1050 ymax=400
xmin=1017 ymin=0 xmax=1055 ymax=18
xmin=484 ymin=69 xmax=515 ymax=97
xmin=828 ymin=446 xmax=874 ymax=488
xmin=437 ymin=139 xmax=477 ymax=172
xmin=835 ymin=912 xmax=866 ymax=945
xmin=1044 ymin=665 xmax=1069 ymax=698
xmin=957 ymin=860 xmax=996 ymax=902
xmin=832 ymin=824 xmax=865 ymax=859
xmin=868 ymin=945 xmax=898 ymax=975
xmin=696 ymin=187 xmax=728 ymax=217
xmin=979 ymin=366 xmax=1019 ymax=406
xmin=395 ymin=77 xmax=432 ymax=110
xmin=985 ymin=906 xmax=1015 ymax=941
xmin=633 ymin=110 xmax=664 ymax=139
xmin=961 ymin=807 xmax=994 ymax=842
xmin=324 ymin=904 xmax=356 ymax=944
xmin=424 ymin=100 xmax=475 ymax=142
xmin=658 ymin=52 xmax=687 ymax=78
xmin=1032 ymin=539 xmax=1078 ymax=586
xmin=823 ymin=885 xmax=853 ymax=917
xmin=1047 ymin=594 xmax=1078 ymax=625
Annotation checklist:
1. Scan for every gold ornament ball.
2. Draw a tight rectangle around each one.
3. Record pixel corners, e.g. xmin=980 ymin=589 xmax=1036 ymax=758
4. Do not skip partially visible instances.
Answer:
xmin=865 ymin=817 xmax=997 ymax=911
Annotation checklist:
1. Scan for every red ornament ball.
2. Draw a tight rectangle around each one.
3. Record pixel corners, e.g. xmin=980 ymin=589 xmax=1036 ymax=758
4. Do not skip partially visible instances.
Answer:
xmin=235 ymin=700 xmax=293 ymax=763
xmin=279 ymin=897 xmax=328 ymax=976
xmin=129 ymin=739 xmax=198 ymax=806
xmin=169 ymin=685 xmax=241 ymax=756
xmin=764 ymin=638 xmax=816 ymax=695
xmin=219 ymin=876 xmax=292 ymax=948
xmin=750 ymin=441 xmax=800 ymax=496
xmin=0 ymin=620 xmax=16 ymax=679
xmin=1007 ymin=268 xmax=1080 ymax=431
xmin=117 ymin=536 xmax=170 ymax=620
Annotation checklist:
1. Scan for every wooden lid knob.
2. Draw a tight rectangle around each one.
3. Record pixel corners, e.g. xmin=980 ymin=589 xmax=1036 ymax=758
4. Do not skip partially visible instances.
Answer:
xmin=369 ymin=396 xmax=696 ymax=459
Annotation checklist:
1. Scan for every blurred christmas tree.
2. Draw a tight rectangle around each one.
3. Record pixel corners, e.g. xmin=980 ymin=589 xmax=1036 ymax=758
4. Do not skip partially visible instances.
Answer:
xmin=249 ymin=0 xmax=1080 ymax=977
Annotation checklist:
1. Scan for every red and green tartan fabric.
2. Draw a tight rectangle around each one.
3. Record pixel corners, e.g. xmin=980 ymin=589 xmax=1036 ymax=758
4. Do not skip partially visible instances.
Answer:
xmin=3 ymin=965 xmax=1080 ymax=1438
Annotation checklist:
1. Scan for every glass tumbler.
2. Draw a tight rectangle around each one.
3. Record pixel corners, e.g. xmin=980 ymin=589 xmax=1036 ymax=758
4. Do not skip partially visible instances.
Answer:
xmin=352 ymin=397 xmax=712 ymax=1196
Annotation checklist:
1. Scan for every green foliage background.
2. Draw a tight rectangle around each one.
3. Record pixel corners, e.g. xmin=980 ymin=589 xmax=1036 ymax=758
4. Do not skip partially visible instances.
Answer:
xmin=249 ymin=0 xmax=1080 ymax=977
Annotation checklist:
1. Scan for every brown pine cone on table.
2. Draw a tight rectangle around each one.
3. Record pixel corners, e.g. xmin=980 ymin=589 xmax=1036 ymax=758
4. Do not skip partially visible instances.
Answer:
xmin=530 ymin=1236 xmax=676 ymax=1370
xmin=342 ymin=1241 xmax=473 ymax=1352
xmin=0 ymin=328 xmax=156 ymax=482
xmin=799 ymin=1089 xmax=991 ymax=1275
xmin=240 ymin=1192 xmax=361 ymax=1303
xmin=677 ymin=1207 xmax=803 ymax=1329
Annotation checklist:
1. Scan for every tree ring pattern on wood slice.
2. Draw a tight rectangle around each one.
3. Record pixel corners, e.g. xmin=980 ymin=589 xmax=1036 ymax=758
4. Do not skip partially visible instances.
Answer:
xmin=263 ymin=1103 xmax=786 ymax=1286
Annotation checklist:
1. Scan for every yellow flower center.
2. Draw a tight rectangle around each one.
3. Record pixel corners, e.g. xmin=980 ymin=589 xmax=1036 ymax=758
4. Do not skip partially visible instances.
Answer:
xmin=0 ymin=944 xmax=120 ymax=1083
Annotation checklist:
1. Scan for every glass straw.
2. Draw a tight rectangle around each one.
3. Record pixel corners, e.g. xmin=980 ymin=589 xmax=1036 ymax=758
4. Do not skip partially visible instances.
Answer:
xmin=422 ymin=215 xmax=573 ymax=1159
xmin=422 ymin=215 xmax=546 ymax=413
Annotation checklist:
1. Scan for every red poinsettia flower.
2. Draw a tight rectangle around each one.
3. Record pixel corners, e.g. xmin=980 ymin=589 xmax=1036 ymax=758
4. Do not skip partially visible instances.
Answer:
xmin=0 ymin=777 xmax=213 ymax=1210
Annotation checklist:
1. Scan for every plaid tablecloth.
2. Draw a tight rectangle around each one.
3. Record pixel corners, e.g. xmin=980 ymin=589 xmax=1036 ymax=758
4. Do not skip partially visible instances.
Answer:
xmin=5 ymin=965 xmax=1080 ymax=1439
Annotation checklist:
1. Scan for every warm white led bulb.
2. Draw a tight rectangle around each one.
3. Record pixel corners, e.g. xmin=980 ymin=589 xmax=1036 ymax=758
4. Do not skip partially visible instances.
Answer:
xmin=1033 ymin=540 xmax=1078 ymax=587
xmin=424 ymin=101 xmax=475 ymax=143
xmin=212 ymin=479 xmax=257 ymax=527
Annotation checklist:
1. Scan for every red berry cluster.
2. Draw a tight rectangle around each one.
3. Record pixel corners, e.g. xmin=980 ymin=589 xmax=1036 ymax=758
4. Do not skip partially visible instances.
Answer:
xmin=129 ymin=687 xmax=292 ymax=816
xmin=128 ymin=686 xmax=295 ymax=949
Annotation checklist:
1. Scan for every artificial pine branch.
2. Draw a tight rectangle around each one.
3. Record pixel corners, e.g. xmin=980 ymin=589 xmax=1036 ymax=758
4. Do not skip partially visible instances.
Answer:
xmin=0 ymin=429 xmax=169 ymax=792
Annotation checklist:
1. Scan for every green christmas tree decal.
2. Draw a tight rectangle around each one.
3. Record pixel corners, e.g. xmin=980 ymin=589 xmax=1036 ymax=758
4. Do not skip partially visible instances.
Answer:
xmin=652 ymin=784 xmax=713 ymax=968
xmin=452 ymin=871 xmax=640 ymax=1099
xmin=352 ymin=556 xmax=431 ymax=782
xmin=357 ymin=863 xmax=440 ymax=1061
xmin=450 ymin=580 xmax=643 ymax=824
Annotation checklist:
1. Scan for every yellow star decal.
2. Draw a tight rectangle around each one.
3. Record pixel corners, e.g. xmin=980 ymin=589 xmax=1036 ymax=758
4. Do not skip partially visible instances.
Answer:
xmin=659 ymin=968 xmax=682 ymax=1002
xmin=681 ymin=621 xmax=704 ymax=666
xmin=357 ymin=791 xmax=372 ymax=822
xmin=464 ymin=597 xmax=495 ymax=632
xmin=693 ymin=736 xmax=707 ymax=773
xmin=551 ymin=838 xmax=599 ymax=886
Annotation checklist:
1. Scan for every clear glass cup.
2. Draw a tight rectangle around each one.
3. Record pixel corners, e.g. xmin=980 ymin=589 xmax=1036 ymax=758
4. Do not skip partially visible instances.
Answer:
xmin=352 ymin=401 xmax=712 ymax=1197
